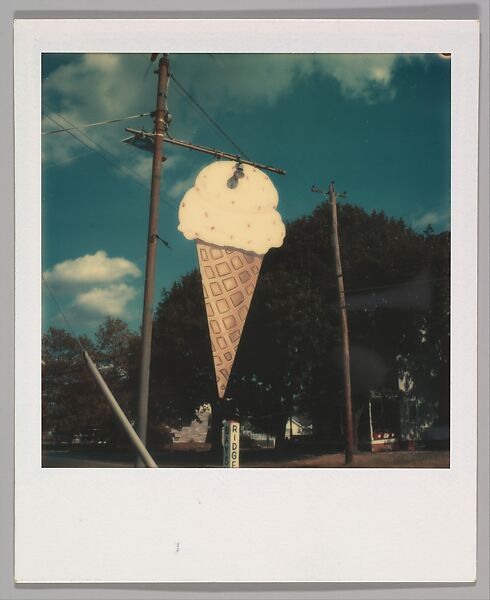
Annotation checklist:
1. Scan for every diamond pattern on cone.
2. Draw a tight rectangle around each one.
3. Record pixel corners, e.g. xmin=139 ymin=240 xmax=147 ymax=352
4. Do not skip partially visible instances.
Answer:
xmin=196 ymin=240 xmax=263 ymax=398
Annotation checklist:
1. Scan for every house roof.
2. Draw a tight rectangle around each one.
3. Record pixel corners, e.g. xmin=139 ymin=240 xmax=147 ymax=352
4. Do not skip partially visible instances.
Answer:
xmin=291 ymin=415 xmax=312 ymax=428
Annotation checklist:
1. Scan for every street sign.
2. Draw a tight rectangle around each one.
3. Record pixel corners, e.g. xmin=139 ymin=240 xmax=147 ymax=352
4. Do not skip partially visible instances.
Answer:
xmin=222 ymin=420 xmax=240 ymax=468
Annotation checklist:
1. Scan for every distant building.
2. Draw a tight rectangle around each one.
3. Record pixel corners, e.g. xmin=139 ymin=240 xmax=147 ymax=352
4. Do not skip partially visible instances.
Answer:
xmin=240 ymin=421 xmax=276 ymax=448
xmin=397 ymin=372 xmax=447 ymax=448
xmin=170 ymin=404 xmax=211 ymax=444
xmin=362 ymin=373 xmax=448 ymax=452
xmin=285 ymin=415 xmax=313 ymax=439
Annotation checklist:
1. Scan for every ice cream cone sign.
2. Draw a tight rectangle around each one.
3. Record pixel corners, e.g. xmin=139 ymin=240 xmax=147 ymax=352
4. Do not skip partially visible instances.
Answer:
xmin=178 ymin=160 xmax=286 ymax=398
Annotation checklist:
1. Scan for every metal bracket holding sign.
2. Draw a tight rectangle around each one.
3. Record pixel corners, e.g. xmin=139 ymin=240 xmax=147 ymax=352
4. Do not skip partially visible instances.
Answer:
xmin=222 ymin=420 xmax=240 ymax=468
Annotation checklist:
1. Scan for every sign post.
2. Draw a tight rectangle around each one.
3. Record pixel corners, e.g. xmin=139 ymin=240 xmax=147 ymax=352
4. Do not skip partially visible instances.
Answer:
xmin=222 ymin=420 xmax=240 ymax=468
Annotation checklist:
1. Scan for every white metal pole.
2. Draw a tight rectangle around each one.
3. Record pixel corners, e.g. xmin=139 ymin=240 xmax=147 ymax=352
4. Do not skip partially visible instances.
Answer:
xmin=84 ymin=351 xmax=158 ymax=468
xmin=368 ymin=400 xmax=374 ymax=452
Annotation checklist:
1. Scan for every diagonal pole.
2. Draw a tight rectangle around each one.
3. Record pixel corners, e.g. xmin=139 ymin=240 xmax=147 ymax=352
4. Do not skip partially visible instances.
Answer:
xmin=84 ymin=352 xmax=158 ymax=468
xmin=135 ymin=54 xmax=170 ymax=467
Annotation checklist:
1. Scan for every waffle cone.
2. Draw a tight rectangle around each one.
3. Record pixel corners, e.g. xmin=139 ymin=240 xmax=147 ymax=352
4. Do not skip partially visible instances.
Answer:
xmin=196 ymin=240 xmax=263 ymax=398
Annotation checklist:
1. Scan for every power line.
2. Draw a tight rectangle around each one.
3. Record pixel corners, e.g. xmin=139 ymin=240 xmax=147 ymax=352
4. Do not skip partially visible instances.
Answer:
xmin=43 ymin=104 xmax=163 ymax=196
xmin=42 ymin=275 xmax=86 ymax=353
xmin=170 ymin=73 xmax=251 ymax=161
xmin=43 ymin=350 xmax=140 ymax=375
xmin=44 ymin=148 xmax=93 ymax=169
xmin=42 ymin=275 xmax=449 ymax=368
xmin=139 ymin=53 xmax=152 ymax=65
xmin=247 ymin=410 xmax=290 ymax=421
xmin=354 ymin=256 xmax=449 ymax=274
xmin=343 ymin=276 xmax=449 ymax=296
xmin=140 ymin=54 xmax=250 ymax=160
xmin=139 ymin=55 xmax=296 ymax=211
xmin=42 ymin=112 xmax=152 ymax=135
xmin=44 ymin=107 xmax=149 ymax=190
xmin=42 ymin=105 xmax=177 ymax=215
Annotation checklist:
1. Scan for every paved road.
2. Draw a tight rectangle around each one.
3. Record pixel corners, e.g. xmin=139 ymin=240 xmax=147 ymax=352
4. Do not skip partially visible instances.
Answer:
xmin=42 ymin=449 xmax=219 ymax=468
xmin=42 ymin=448 xmax=449 ymax=469
xmin=43 ymin=450 xmax=135 ymax=468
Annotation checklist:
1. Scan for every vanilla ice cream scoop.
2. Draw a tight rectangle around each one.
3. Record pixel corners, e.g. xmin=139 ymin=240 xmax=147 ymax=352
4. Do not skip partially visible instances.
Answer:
xmin=178 ymin=160 xmax=285 ymax=255
xmin=177 ymin=159 xmax=286 ymax=399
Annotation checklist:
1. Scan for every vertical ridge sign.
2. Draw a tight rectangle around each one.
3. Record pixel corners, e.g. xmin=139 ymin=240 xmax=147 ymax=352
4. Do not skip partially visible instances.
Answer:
xmin=223 ymin=421 xmax=240 ymax=468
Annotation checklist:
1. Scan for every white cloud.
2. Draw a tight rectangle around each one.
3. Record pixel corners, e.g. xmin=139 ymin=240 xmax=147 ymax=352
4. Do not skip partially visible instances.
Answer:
xmin=311 ymin=54 xmax=401 ymax=101
xmin=41 ymin=53 xmax=425 ymax=181
xmin=163 ymin=152 xmax=186 ymax=172
xmin=43 ymin=250 xmax=141 ymax=286
xmin=45 ymin=250 xmax=142 ymax=326
xmin=130 ymin=154 xmax=153 ymax=181
xmin=72 ymin=283 xmax=137 ymax=318
xmin=42 ymin=114 xmax=85 ymax=164
xmin=170 ymin=53 xmax=420 ymax=110
xmin=44 ymin=53 xmax=139 ymax=121
xmin=43 ymin=54 xmax=155 ymax=166
xmin=166 ymin=171 xmax=198 ymax=200
xmin=129 ymin=151 xmax=185 ymax=183
xmin=411 ymin=209 xmax=450 ymax=231
xmin=43 ymin=53 xmax=417 ymax=140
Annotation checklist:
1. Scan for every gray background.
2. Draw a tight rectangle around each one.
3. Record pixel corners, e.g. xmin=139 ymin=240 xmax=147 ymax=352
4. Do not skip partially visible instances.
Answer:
xmin=2 ymin=1 xmax=488 ymax=599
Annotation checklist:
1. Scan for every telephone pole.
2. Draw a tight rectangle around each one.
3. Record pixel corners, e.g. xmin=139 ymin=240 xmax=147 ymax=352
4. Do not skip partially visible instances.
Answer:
xmin=124 ymin=54 xmax=285 ymax=466
xmin=311 ymin=181 xmax=355 ymax=465
xmin=135 ymin=53 xmax=170 ymax=466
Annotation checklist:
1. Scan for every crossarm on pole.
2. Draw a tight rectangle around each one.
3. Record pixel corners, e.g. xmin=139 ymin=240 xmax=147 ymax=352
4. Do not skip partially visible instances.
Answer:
xmin=124 ymin=128 xmax=286 ymax=176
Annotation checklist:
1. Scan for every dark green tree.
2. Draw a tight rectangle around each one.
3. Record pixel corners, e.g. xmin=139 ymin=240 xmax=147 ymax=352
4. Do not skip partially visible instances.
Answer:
xmin=92 ymin=317 xmax=141 ymax=447
xmin=42 ymin=317 xmax=141 ymax=447
xmin=144 ymin=202 xmax=451 ymax=453
xmin=42 ymin=326 xmax=98 ymax=442
xmin=150 ymin=272 xmax=217 ymax=439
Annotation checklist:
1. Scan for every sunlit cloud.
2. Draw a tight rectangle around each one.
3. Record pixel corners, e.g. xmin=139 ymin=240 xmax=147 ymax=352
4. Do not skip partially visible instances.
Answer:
xmin=45 ymin=251 xmax=143 ymax=326
xmin=43 ymin=250 xmax=141 ymax=287
xmin=411 ymin=208 xmax=450 ymax=231
xmin=42 ymin=53 xmax=423 ymax=169
xmin=72 ymin=283 xmax=138 ymax=318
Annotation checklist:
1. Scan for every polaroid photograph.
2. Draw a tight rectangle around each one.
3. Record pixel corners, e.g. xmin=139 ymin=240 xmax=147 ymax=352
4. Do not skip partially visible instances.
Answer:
xmin=15 ymin=19 xmax=479 ymax=583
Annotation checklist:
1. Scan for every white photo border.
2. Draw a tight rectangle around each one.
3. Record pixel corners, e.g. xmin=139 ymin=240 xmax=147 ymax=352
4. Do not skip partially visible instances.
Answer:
xmin=14 ymin=19 xmax=479 ymax=583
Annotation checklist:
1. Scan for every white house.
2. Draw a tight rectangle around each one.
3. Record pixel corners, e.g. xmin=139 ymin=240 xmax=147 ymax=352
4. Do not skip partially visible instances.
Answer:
xmin=285 ymin=415 xmax=313 ymax=439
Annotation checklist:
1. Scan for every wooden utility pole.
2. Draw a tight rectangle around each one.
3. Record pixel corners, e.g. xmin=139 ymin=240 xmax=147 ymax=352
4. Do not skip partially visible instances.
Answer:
xmin=328 ymin=181 xmax=354 ymax=464
xmin=124 ymin=54 xmax=285 ymax=467
xmin=135 ymin=54 xmax=170 ymax=466
xmin=311 ymin=181 xmax=355 ymax=465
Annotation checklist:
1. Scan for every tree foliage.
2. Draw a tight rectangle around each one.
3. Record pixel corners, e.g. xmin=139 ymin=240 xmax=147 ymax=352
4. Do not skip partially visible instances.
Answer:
xmin=42 ymin=317 xmax=140 ymax=446
xmin=43 ymin=204 xmax=450 ymax=450
xmin=150 ymin=202 xmax=450 ymax=447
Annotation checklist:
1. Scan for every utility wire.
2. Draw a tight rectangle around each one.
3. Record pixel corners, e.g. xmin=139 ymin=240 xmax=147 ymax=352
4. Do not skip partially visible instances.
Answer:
xmin=307 ymin=246 xmax=449 ymax=276
xmin=344 ymin=276 xmax=449 ymax=295
xmin=44 ymin=350 xmax=140 ymax=375
xmin=42 ymin=112 xmax=152 ymax=135
xmin=44 ymin=148 xmax=94 ymax=169
xmin=170 ymin=73 xmax=251 ymax=161
xmin=248 ymin=410 xmax=290 ymax=421
xmin=343 ymin=255 xmax=450 ymax=275
xmin=42 ymin=108 xmax=151 ymax=193
xmin=139 ymin=54 xmax=250 ymax=161
xmin=42 ymin=106 xmax=176 ymax=214
xmin=139 ymin=53 xmax=153 ymax=65
xmin=325 ymin=276 xmax=450 ymax=297
xmin=42 ymin=275 xmax=86 ymax=353
xmin=42 ymin=274 xmax=449 ymax=370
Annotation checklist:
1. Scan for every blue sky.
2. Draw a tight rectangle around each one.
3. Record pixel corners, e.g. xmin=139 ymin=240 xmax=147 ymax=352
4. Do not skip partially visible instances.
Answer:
xmin=42 ymin=53 xmax=450 ymax=335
